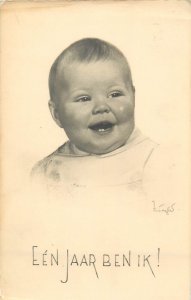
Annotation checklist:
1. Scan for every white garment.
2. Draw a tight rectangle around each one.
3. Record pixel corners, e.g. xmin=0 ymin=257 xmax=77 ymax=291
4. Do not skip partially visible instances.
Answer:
xmin=31 ymin=129 xmax=158 ymax=194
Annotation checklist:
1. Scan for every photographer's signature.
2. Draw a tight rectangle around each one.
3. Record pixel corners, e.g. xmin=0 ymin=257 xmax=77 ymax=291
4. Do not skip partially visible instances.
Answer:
xmin=152 ymin=201 xmax=175 ymax=215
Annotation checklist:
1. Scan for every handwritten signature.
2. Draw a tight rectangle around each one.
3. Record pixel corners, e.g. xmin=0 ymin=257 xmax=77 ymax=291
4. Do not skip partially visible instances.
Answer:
xmin=152 ymin=201 xmax=175 ymax=215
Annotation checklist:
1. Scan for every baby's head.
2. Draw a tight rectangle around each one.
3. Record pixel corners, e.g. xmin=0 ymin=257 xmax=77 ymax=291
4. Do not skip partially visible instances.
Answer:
xmin=49 ymin=38 xmax=135 ymax=155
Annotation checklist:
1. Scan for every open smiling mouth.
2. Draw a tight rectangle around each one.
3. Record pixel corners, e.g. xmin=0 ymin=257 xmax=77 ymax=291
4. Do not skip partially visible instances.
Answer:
xmin=89 ymin=121 xmax=114 ymax=134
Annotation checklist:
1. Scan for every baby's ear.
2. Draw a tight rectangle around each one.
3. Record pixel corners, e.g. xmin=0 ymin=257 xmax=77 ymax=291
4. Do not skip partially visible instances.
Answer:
xmin=48 ymin=100 xmax=63 ymax=128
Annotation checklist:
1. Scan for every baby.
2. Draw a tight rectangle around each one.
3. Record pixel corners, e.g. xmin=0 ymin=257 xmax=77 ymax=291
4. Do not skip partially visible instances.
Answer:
xmin=32 ymin=38 xmax=158 ymax=191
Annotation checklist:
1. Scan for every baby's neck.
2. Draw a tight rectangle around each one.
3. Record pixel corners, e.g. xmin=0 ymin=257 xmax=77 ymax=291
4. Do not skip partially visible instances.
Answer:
xmin=68 ymin=143 xmax=91 ymax=156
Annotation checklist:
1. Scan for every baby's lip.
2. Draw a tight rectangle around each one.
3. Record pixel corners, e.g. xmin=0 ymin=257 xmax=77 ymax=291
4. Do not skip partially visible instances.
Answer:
xmin=88 ymin=120 xmax=115 ymax=133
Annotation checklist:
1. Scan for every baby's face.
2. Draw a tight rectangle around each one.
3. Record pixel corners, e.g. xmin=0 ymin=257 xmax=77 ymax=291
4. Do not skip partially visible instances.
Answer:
xmin=53 ymin=60 xmax=135 ymax=154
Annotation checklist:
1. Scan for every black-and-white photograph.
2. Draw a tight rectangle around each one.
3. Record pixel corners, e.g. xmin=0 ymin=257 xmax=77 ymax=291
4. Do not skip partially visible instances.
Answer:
xmin=31 ymin=37 xmax=159 ymax=195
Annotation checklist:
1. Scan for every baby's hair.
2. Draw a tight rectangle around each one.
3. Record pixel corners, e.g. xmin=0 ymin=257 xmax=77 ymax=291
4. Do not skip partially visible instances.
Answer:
xmin=49 ymin=38 xmax=133 ymax=102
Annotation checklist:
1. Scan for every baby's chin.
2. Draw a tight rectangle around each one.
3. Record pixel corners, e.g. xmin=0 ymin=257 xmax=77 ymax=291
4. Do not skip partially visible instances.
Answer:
xmin=72 ymin=127 xmax=135 ymax=155
xmin=73 ymin=140 xmax=129 ymax=155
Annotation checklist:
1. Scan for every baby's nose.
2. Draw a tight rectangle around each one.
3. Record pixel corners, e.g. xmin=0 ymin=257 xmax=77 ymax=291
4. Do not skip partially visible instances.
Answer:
xmin=92 ymin=98 xmax=110 ymax=115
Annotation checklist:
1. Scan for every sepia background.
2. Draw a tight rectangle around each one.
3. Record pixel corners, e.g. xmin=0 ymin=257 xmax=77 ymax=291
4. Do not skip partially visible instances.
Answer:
xmin=1 ymin=1 xmax=191 ymax=299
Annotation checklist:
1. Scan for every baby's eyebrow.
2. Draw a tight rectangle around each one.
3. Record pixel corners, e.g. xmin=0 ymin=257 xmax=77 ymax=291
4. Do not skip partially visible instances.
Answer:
xmin=107 ymin=84 xmax=126 ymax=90
xmin=70 ymin=89 xmax=90 ymax=96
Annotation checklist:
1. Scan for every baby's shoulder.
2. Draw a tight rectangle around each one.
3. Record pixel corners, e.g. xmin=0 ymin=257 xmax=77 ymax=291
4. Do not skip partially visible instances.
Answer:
xmin=31 ymin=152 xmax=56 ymax=178
xmin=31 ymin=142 xmax=70 ymax=178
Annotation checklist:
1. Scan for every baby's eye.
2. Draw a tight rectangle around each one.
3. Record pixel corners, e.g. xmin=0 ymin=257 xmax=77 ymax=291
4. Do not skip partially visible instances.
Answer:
xmin=108 ymin=91 xmax=123 ymax=98
xmin=76 ymin=95 xmax=91 ymax=102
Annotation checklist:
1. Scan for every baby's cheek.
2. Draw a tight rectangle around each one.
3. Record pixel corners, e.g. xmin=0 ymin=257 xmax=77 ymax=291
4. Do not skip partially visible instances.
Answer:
xmin=117 ymin=102 xmax=134 ymax=118
xmin=119 ymin=106 xmax=124 ymax=112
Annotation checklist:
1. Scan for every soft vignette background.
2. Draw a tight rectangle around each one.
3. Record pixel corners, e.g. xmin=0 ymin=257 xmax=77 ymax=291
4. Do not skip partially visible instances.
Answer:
xmin=1 ymin=1 xmax=191 ymax=300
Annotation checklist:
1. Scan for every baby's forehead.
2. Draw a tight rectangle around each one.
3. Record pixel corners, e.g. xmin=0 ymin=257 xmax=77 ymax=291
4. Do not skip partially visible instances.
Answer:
xmin=57 ymin=59 xmax=131 ymax=82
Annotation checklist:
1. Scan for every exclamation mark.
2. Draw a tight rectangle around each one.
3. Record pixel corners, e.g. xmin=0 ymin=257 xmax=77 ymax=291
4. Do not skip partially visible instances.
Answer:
xmin=138 ymin=254 xmax=141 ymax=267
xmin=157 ymin=248 xmax=160 ymax=267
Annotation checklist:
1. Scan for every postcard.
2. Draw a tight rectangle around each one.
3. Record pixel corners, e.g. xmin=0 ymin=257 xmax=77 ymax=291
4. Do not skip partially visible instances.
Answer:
xmin=1 ymin=1 xmax=190 ymax=299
